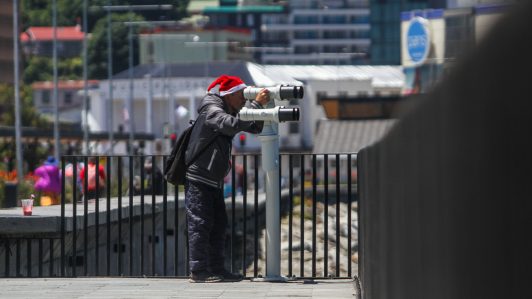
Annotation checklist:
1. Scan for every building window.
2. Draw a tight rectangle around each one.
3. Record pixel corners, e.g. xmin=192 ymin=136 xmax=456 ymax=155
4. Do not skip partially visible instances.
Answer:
xmin=42 ymin=90 xmax=50 ymax=105
xmin=323 ymin=31 xmax=346 ymax=39
xmin=294 ymin=31 xmax=318 ymax=39
xmin=64 ymin=91 xmax=73 ymax=105
xmin=323 ymin=15 xmax=346 ymax=24
xmin=294 ymin=15 xmax=319 ymax=24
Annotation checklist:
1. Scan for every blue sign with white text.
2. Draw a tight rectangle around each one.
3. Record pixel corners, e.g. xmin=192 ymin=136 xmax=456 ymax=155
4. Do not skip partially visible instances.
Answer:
xmin=407 ymin=17 xmax=430 ymax=65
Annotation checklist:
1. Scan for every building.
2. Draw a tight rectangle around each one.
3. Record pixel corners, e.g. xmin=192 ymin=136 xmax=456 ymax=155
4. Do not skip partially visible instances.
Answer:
xmin=89 ymin=61 xmax=403 ymax=154
xmin=370 ymin=0 xmax=515 ymax=65
xmin=401 ymin=3 xmax=512 ymax=95
xmin=370 ymin=0 xmax=433 ymax=65
xmin=32 ymin=80 xmax=99 ymax=123
xmin=0 ymin=1 xmax=14 ymax=84
xmin=188 ymin=0 xmax=371 ymax=65
xmin=20 ymin=25 xmax=85 ymax=58
xmin=138 ymin=28 xmax=253 ymax=65
xmin=193 ymin=0 xmax=288 ymax=63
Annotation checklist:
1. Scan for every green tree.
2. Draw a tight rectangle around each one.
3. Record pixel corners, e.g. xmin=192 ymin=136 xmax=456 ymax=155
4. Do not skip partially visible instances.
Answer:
xmin=22 ymin=56 xmax=52 ymax=84
xmin=88 ymin=12 xmax=145 ymax=79
xmin=22 ymin=0 xmax=190 ymax=31
xmin=23 ymin=56 xmax=82 ymax=85
xmin=0 ymin=84 xmax=49 ymax=128
xmin=21 ymin=0 xmax=83 ymax=29
xmin=0 ymin=84 xmax=51 ymax=172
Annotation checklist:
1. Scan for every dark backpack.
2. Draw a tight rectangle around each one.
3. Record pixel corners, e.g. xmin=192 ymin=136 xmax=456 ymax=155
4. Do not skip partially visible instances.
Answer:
xmin=164 ymin=120 xmax=217 ymax=186
xmin=164 ymin=125 xmax=193 ymax=186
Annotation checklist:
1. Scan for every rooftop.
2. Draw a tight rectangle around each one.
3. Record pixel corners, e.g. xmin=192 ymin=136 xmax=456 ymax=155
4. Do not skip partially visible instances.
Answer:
xmin=32 ymin=80 xmax=99 ymax=90
xmin=313 ymin=119 xmax=396 ymax=153
xmin=111 ymin=61 xmax=403 ymax=89
xmin=21 ymin=25 xmax=85 ymax=42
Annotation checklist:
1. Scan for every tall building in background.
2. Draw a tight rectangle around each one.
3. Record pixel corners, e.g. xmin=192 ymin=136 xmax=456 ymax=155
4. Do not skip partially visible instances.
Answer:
xmin=193 ymin=0 xmax=371 ymax=65
xmin=0 ymin=1 xmax=15 ymax=84
xmin=261 ymin=0 xmax=371 ymax=64
xmin=197 ymin=0 xmax=288 ymax=63
xmin=370 ymin=0 xmax=431 ymax=65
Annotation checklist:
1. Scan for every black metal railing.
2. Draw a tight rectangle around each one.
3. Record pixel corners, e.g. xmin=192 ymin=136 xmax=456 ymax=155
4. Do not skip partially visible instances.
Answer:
xmin=0 ymin=153 xmax=358 ymax=279
xmin=0 ymin=238 xmax=62 ymax=277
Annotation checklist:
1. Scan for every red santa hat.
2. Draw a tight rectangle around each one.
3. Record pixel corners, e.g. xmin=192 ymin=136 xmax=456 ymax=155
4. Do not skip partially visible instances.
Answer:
xmin=207 ymin=75 xmax=247 ymax=96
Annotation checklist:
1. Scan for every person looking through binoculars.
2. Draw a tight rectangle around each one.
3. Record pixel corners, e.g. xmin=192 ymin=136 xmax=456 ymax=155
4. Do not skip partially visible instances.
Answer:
xmin=184 ymin=75 xmax=270 ymax=283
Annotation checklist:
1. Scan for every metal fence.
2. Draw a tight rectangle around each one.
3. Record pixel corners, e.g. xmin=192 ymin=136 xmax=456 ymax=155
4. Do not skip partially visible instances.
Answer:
xmin=0 ymin=153 xmax=358 ymax=279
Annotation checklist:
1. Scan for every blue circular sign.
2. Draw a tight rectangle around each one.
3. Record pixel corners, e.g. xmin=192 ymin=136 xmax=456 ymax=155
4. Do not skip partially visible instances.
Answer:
xmin=406 ymin=17 xmax=430 ymax=66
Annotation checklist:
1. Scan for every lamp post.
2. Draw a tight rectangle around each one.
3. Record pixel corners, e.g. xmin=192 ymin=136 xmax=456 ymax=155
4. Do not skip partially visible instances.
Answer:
xmin=106 ymin=0 xmax=114 ymax=154
xmin=52 ymin=0 xmax=60 ymax=160
xmin=13 ymin=0 xmax=22 ymax=183
xmin=82 ymin=0 xmax=89 ymax=154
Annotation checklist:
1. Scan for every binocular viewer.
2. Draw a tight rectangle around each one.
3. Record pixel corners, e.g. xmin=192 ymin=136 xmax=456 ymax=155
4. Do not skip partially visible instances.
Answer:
xmin=239 ymin=85 xmax=304 ymax=123
xmin=239 ymin=106 xmax=300 ymax=122
xmin=243 ymin=85 xmax=304 ymax=101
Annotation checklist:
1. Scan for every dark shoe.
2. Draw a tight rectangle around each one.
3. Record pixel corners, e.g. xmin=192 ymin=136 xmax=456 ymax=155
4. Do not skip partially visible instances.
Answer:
xmin=212 ymin=269 xmax=243 ymax=282
xmin=189 ymin=270 xmax=223 ymax=283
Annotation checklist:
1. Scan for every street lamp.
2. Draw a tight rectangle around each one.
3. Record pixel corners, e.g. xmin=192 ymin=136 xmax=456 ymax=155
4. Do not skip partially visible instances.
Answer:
xmin=106 ymin=0 xmax=113 ymax=154
xmin=82 ymin=0 xmax=89 ymax=155
xmin=13 ymin=0 xmax=23 ymax=183
xmin=50 ymin=0 xmax=61 ymax=160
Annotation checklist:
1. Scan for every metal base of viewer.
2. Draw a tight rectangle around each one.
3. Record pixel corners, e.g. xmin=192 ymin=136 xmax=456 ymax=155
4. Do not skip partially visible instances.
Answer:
xmin=251 ymin=275 xmax=297 ymax=282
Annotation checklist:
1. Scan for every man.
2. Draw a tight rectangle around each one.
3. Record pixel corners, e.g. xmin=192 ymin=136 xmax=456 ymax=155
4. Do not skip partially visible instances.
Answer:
xmin=185 ymin=75 xmax=270 ymax=283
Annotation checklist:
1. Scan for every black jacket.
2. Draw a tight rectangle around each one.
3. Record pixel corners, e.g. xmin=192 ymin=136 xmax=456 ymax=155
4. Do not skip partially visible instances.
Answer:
xmin=185 ymin=94 xmax=263 ymax=188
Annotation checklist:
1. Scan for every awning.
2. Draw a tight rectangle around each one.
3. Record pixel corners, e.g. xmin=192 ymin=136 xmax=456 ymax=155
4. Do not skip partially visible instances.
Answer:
xmin=313 ymin=119 xmax=396 ymax=154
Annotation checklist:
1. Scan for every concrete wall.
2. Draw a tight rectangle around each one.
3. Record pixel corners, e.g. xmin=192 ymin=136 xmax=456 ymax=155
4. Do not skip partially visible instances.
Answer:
xmin=358 ymin=3 xmax=532 ymax=298
xmin=0 ymin=193 xmax=266 ymax=278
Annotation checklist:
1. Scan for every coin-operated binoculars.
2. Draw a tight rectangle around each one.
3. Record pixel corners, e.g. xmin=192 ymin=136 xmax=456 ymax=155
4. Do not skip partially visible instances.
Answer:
xmin=239 ymin=85 xmax=304 ymax=282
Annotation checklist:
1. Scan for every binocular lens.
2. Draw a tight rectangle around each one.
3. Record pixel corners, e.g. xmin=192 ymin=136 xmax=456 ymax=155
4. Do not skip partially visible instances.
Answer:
xmin=278 ymin=107 xmax=300 ymax=122
xmin=279 ymin=86 xmax=304 ymax=100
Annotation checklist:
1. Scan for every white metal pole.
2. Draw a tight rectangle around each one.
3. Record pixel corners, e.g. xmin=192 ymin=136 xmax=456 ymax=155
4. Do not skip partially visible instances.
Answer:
xmin=52 ymin=0 xmax=60 ymax=160
xmin=260 ymin=125 xmax=281 ymax=279
xmin=13 ymin=0 xmax=23 ymax=183
xmin=254 ymin=99 xmax=288 ymax=282
xmin=146 ymin=74 xmax=153 ymax=153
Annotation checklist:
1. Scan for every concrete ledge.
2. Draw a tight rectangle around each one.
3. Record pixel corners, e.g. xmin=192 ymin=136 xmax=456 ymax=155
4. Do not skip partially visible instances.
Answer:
xmin=0 ymin=192 xmax=268 ymax=237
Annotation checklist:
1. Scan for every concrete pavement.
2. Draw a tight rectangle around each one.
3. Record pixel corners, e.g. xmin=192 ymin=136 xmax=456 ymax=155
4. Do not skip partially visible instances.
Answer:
xmin=0 ymin=277 xmax=356 ymax=299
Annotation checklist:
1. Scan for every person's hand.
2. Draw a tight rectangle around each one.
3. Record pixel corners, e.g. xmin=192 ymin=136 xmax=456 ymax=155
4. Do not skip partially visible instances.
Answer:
xmin=255 ymin=88 xmax=270 ymax=106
